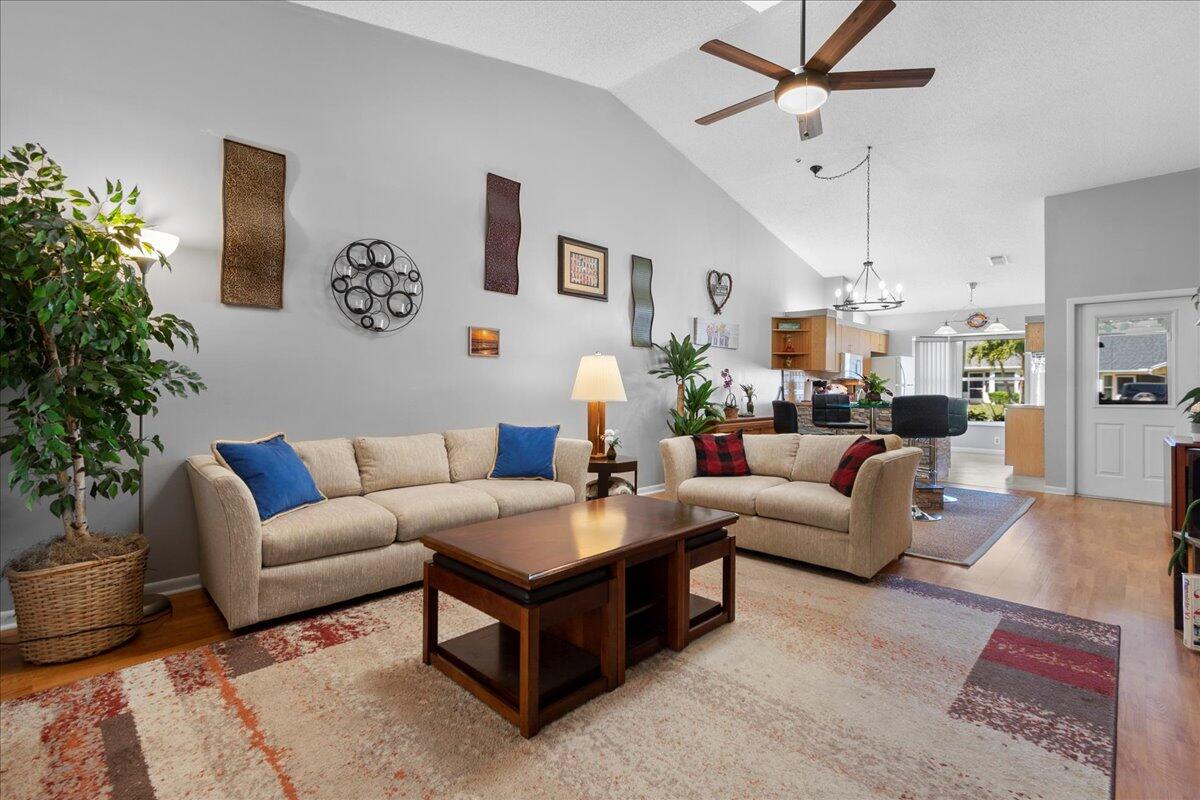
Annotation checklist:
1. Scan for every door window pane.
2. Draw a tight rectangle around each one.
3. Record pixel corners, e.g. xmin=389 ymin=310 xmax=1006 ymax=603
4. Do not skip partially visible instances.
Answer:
xmin=1096 ymin=315 xmax=1170 ymax=404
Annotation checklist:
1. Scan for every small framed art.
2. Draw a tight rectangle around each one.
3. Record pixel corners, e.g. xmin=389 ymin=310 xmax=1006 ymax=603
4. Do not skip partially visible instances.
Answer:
xmin=557 ymin=235 xmax=608 ymax=301
xmin=468 ymin=326 xmax=500 ymax=357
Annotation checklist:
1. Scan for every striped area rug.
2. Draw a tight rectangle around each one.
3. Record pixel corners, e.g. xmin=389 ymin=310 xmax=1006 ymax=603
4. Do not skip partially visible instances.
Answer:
xmin=0 ymin=558 xmax=1117 ymax=799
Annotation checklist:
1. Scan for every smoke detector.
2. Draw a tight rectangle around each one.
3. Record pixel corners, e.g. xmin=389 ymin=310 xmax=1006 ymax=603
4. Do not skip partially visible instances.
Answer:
xmin=988 ymin=255 xmax=1009 ymax=267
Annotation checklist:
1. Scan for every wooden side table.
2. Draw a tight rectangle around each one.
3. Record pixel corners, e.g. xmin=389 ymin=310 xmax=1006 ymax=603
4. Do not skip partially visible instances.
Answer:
xmin=588 ymin=456 xmax=638 ymax=498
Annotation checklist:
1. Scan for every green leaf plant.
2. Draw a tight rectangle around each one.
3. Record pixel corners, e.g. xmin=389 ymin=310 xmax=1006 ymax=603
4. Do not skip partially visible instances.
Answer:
xmin=0 ymin=143 xmax=205 ymax=556
xmin=1169 ymin=498 xmax=1199 ymax=576
xmin=667 ymin=378 xmax=724 ymax=436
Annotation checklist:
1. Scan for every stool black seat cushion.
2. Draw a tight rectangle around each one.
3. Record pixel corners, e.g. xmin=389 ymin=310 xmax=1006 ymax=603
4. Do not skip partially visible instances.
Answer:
xmin=772 ymin=400 xmax=799 ymax=434
xmin=889 ymin=395 xmax=969 ymax=438
xmin=812 ymin=393 xmax=868 ymax=430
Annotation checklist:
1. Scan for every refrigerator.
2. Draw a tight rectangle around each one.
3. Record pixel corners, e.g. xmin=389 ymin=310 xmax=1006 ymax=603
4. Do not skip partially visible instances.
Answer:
xmin=870 ymin=356 xmax=915 ymax=396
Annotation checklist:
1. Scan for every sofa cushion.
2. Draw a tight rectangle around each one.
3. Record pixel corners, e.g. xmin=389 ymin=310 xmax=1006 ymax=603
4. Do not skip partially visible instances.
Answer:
xmin=261 ymin=496 xmax=396 ymax=567
xmin=444 ymin=427 xmax=497 ymax=482
xmin=791 ymin=434 xmax=899 ymax=483
xmin=676 ymin=475 xmax=787 ymax=516
xmin=489 ymin=423 xmax=559 ymax=480
xmin=212 ymin=433 xmax=325 ymax=521
xmin=292 ymin=437 xmax=362 ymax=498
xmin=692 ymin=431 xmax=751 ymax=477
xmin=742 ymin=434 xmax=800 ymax=478
xmin=457 ymin=479 xmax=575 ymax=517
xmin=354 ymin=433 xmax=451 ymax=493
xmin=829 ymin=435 xmax=888 ymax=496
xmin=755 ymin=481 xmax=852 ymax=532
xmin=366 ymin=483 xmax=498 ymax=542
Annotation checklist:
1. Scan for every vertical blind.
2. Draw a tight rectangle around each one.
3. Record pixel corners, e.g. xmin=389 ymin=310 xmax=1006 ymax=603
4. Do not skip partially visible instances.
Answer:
xmin=914 ymin=338 xmax=964 ymax=396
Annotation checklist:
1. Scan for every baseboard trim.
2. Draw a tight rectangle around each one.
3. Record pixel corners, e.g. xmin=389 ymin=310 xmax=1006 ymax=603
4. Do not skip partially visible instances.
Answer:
xmin=951 ymin=447 xmax=1005 ymax=455
xmin=0 ymin=572 xmax=201 ymax=631
xmin=638 ymin=483 xmax=665 ymax=496
xmin=1041 ymin=485 xmax=1073 ymax=496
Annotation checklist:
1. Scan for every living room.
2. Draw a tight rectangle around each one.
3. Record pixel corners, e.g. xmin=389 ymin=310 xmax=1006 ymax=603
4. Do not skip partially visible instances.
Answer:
xmin=1 ymin=1 xmax=1197 ymax=798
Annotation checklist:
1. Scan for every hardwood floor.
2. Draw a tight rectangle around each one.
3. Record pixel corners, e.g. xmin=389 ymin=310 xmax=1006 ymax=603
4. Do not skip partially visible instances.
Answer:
xmin=2 ymin=487 xmax=1197 ymax=799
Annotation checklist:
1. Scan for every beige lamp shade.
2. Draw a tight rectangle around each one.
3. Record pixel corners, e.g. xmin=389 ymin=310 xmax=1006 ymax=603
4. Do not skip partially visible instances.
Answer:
xmin=571 ymin=353 xmax=627 ymax=402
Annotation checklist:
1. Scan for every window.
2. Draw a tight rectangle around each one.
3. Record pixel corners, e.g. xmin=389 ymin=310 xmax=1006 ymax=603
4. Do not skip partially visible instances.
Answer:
xmin=1095 ymin=315 xmax=1170 ymax=404
xmin=962 ymin=337 xmax=1025 ymax=421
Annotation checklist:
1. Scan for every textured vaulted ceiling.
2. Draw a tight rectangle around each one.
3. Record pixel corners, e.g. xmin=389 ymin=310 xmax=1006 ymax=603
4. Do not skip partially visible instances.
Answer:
xmin=293 ymin=0 xmax=1200 ymax=316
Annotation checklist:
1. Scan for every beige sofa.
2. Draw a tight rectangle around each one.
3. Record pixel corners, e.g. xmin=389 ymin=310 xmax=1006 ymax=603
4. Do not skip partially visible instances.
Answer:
xmin=187 ymin=428 xmax=592 ymax=628
xmin=660 ymin=434 xmax=922 ymax=578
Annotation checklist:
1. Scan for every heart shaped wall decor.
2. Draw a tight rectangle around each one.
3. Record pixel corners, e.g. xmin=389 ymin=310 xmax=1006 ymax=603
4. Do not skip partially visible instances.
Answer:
xmin=706 ymin=270 xmax=732 ymax=315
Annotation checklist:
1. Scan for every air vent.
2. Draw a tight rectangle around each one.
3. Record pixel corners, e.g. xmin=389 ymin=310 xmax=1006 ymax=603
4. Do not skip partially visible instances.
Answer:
xmin=988 ymin=255 xmax=1009 ymax=267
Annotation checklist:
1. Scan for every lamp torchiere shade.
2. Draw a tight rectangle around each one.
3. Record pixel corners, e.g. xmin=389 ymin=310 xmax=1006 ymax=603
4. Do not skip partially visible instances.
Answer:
xmin=571 ymin=353 xmax=627 ymax=458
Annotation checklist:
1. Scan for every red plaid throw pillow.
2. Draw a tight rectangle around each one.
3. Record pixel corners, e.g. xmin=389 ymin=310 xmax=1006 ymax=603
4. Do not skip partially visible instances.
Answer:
xmin=829 ymin=435 xmax=887 ymax=496
xmin=692 ymin=430 xmax=751 ymax=477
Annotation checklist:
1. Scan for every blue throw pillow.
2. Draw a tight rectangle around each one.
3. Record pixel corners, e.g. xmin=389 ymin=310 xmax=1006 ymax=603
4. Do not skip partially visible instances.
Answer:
xmin=489 ymin=423 xmax=559 ymax=481
xmin=212 ymin=434 xmax=324 ymax=521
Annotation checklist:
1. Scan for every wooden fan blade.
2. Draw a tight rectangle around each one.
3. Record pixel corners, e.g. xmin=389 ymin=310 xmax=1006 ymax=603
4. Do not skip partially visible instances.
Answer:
xmin=695 ymin=90 xmax=776 ymax=125
xmin=829 ymin=68 xmax=935 ymax=90
xmin=700 ymin=40 xmax=793 ymax=81
xmin=805 ymin=0 xmax=895 ymax=73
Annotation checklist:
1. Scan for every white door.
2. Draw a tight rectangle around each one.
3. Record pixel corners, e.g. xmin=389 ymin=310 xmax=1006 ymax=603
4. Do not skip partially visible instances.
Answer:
xmin=1075 ymin=295 xmax=1199 ymax=503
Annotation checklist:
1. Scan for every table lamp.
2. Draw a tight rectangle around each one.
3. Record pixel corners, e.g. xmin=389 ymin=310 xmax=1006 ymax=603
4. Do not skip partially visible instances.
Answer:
xmin=571 ymin=353 xmax=627 ymax=458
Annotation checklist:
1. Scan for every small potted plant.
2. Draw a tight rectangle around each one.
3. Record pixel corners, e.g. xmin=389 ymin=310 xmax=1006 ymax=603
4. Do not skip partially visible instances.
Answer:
xmin=720 ymin=369 xmax=738 ymax=419
xmin=740 ymin=383 xmax=756 ymax=416
xmin=603 ymin=428 xmax=621 ymax=460
xmin=1180 ymin=386 xmax=1200 ymax=435
xmin=856 ymin=371 xmax=893 ymax=404
xmin=1 ymin=144 xmax=204 ymax=664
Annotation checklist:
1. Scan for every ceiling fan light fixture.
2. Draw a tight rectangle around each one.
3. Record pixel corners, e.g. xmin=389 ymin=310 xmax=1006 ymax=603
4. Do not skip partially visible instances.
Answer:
xmin=774 ymin=72 xmax=829 ymax=115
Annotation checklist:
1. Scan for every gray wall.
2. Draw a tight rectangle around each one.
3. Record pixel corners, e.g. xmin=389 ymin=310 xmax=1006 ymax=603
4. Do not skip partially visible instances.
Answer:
xmin=0 ymin=0 xmax=826 ymax=609
xmin=1044 ymin=169 xmax=1200 ymax=489
xmin=877 ymin=303 xmax=1046 ymax=357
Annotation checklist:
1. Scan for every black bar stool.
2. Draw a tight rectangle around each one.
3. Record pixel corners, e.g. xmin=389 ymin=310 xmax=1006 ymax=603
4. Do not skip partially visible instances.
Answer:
xmin=882 ymin=395 xmax=968 ymax=520
xmin=772 ymin=400 xmax=799 ymax=433
xmin=812 ymin=393 xmax=868 ymax=431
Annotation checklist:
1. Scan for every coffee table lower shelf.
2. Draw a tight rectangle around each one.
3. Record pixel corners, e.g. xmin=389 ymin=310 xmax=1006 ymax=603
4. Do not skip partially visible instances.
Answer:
xmin=434 ymin=623 xmax=603 ymax=712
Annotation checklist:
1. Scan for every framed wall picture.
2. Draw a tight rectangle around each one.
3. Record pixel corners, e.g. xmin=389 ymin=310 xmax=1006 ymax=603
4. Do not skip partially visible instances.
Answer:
xmin=694 ymin=316 xmax=740 ymax=350
xmin=468 ymin=326 xmax=500 ymax=357
xmin=557 ymin=235 xmax=608 ymax=301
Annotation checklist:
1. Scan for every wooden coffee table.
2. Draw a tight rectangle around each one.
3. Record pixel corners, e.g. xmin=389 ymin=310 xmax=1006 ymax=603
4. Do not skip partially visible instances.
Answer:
xmin=421 ymin=494 xmax=738 ymax=737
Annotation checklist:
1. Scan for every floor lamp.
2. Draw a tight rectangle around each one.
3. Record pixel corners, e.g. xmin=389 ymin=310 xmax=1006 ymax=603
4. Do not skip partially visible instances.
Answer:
xmin=124 ymin=229 xmax=180 ymax=536
xmin=571 ymin=353 xmax=627 ymax=458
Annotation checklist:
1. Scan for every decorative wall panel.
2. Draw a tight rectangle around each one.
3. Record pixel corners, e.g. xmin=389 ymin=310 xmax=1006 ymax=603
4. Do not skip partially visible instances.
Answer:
xmin=484 ymin=173 xmax=520 ymax=294
xmin=221 ymin=139 xmax=286 ymax=308
xmin=631 ymin=255 xmax=654 ymax=347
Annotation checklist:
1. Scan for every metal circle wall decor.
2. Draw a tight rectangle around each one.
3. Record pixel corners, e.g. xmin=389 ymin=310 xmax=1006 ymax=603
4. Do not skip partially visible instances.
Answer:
xmin=329 ymin=239 xmax=422 ymax=334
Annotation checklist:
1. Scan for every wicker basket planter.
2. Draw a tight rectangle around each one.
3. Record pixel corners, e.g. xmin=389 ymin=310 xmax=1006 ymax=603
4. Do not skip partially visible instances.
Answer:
xmin=6 ymin=542 xmax=148 ymax=664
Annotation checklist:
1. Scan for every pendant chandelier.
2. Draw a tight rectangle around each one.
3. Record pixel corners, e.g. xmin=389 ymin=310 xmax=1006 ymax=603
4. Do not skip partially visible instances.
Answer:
xmin=932 ymin=282 xmax=1009 ymax=334
xmin=824 ymin=146 xmax=904 ymax=313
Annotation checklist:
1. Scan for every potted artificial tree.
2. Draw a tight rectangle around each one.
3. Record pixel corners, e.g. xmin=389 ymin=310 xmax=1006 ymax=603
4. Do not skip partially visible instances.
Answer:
xmin=0 ymin=144 xmax=204 ymax=664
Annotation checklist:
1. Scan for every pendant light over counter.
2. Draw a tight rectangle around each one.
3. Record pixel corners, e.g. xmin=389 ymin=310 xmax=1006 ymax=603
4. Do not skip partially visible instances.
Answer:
xmin=933 ymin=282 xmax=1009 ymax=335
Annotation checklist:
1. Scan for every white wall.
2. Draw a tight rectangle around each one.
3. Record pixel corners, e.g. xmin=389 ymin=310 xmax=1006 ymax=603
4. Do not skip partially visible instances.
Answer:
xmin=0 ymin=0 xmax=827 ymax=609
xmin=1044 ymin=169 xmax=1200 ymax=490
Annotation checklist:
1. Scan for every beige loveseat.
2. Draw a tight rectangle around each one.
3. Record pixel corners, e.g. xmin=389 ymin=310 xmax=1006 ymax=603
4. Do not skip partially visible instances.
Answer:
xmin=187 ymin=428 xmax=592 ymax=628
xmin=660 ymin=434 xmax=922 ymax=578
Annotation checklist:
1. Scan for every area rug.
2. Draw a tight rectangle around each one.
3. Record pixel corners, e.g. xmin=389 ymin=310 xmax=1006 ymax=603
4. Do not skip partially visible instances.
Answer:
xmin=907 ymin=487 xmax=1036 ymax=565
xmin=0 ymin=558 xmax=1118 ymax=800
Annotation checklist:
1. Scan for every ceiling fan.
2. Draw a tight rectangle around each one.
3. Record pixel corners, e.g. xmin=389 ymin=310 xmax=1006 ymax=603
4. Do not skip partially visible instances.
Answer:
xmin=695 ymin=0 xmax=934 ymax=140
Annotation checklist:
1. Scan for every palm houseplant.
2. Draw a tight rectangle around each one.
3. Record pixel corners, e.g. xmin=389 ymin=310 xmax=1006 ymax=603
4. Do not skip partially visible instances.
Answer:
xmin=667 ymin=377 xmax=724 ymax=436
xmin=649 ymin=332 xmax=710 ymax=413
xmin=1 ymin=144 xmax=204 ymax=663
xmin=1180 ymin=386 xmax=1200 ymax=435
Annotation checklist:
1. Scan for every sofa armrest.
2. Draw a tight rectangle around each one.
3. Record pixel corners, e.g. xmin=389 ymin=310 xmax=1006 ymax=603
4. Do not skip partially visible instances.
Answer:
xmin=659 ymin=436 xmax=697 ymax=501
xmin=186 ymin=455 xmax=262 ymax=628
xmin=555 ymin=437 xmax=593 ymax=502
xmin=847 ymin=446 xmax=922 ymax=577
